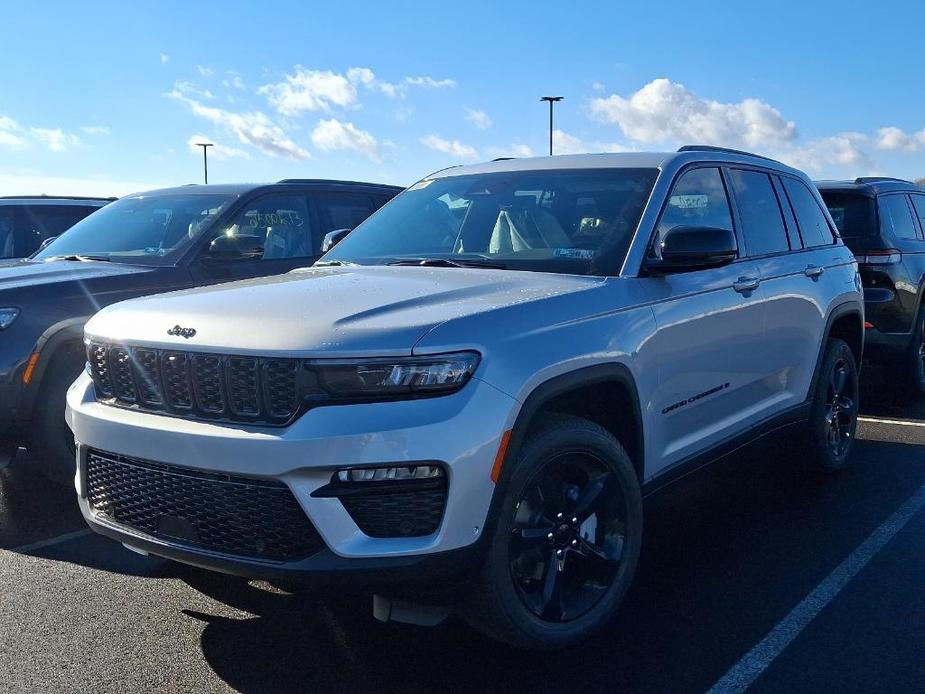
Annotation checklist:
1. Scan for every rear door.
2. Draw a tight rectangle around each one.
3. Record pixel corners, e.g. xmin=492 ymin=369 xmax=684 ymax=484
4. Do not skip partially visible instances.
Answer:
xmin=641 ymin=165 xmax=769 ymax=472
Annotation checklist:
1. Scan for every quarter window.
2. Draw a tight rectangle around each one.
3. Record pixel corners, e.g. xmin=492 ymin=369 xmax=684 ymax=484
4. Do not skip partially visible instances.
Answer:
xmin=910 ymin=196 xmax=925 ymax=236
xmin=782 ymin=178 xmax=835 ymax=248
xmin=655 ymin=167 xmax=733 ymax=250
xmin=221 ymin=194 xmax=313 ymax=260
xmin=880 ymin=195 xmax=919 ymax=240
xmin=728 ymin=169 xmax=789 ymax=256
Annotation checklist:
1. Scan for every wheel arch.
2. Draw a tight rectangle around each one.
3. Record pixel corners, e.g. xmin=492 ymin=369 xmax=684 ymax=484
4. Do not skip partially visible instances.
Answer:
xmin=17 ymin=317 xmax=89 ymax=425
xmin=810 ymin=301 xmax=864 ymax=398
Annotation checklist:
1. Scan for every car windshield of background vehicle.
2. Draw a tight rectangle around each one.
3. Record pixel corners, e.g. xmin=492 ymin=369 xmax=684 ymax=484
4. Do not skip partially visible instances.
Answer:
xmin=819 ymin=192 xmax=874 ymax=242
xmin=323 ymin=168 xmax=658 ymax=275
xmin=32 ymin=194 xmax=234 ymax=266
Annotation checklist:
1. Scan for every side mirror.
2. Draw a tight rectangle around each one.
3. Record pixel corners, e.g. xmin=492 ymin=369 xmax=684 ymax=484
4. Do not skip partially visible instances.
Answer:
xmin=647 ymin=225 xmax=737 ymax=274
xmin=321 ymin=228 xmax=351 ymax=253
xmin=203 ymin=234 xmax=265 ymax=262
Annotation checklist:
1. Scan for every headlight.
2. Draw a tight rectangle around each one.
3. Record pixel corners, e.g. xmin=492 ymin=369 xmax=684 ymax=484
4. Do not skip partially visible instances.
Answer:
xmin=309 ymin=351 xmax=480 ymax=400
xmin=0 ymin=308 xmax=19 ymax=330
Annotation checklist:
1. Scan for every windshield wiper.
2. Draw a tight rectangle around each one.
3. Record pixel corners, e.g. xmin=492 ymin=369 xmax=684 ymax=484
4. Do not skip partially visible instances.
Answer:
xmin=44 ymin=254 xmax=112 ymax=262
xmin=314 ymin=259 xmax=357 ymax=267
xmin=387 ymin=257 xmax=506 ymax=269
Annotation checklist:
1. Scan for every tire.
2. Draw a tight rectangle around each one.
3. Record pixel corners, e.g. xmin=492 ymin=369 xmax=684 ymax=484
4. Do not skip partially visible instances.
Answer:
xmin=804 ymin=338 xmax=859 ymax=472
xmin=903 ymin=307 xmax=925 ymax=397
xmin=463 ymin=413 xmax=643 ymax=650
xmin=31 ymin=345 xmax=84 ymax=486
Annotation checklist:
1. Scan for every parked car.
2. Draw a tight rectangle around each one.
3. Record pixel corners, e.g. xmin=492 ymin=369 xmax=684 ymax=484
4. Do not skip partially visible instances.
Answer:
xmin=817 ymin=178 xmax=925 ymax=392
xmin=0 ymin=195 xmax=113 ymax=259
xmin=67 ymin=148 xmax=862 ymax=649
xmin=0 ymin=179 xmax=400 ymax=478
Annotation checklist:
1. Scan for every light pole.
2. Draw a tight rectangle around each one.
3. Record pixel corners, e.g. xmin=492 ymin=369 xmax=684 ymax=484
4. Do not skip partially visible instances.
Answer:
xmin=540 ymin=96 xmax=563 ymax=155
xmin=195 ymin=142 xmax=214 ymax=184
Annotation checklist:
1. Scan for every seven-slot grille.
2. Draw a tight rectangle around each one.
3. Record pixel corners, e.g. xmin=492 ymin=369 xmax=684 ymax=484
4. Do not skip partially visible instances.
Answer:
xmin=87 ymin=342 xmax=302 ymax=425
xmin=85 ymin=449 xmax=324 ymax=562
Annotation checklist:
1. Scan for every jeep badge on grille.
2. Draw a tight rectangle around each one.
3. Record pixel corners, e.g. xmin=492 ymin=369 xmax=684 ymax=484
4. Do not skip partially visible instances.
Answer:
xmin=167 ymin=325 xmax=197 ymax=339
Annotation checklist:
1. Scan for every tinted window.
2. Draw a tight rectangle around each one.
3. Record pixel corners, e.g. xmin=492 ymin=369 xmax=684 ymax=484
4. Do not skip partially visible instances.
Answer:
xmin=910 ymin=196 xmax=925 ymax=236
xmin=782 ymin=178 xmax=835 ymax=248
xmin=220 ymin=194 xmax=314 ymax=260
xmin=879 ymin=195 xmax=919 ymax=240
xmin=655 ymin=167 xmax=733 ymax=252
xmin=33 ymin=194 xmax=232 ymax=265
xmin=0 ymin=204 xmax=101 ymax=258
xmin=315 ymin=192 xmax=377 ymax=253
xmin=729 ymin=169 xmax=789 ymax=256
xmin=819 ymin=191 xmax=875 ymax=241
xmin=325 ymin=168 xmax=658 ymax=275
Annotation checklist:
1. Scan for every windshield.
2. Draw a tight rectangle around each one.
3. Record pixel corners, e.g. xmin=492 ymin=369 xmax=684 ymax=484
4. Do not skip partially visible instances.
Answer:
xmin=819 ymin=191 xmax=875 ymax=244
xmin=323 ymin=168 xmax=658 ymax=275
xmin=32 ymin=193 xmax=234 ymax=265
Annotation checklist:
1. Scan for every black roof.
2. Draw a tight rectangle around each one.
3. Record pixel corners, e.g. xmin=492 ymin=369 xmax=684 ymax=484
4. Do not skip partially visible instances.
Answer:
xmin=122 ymin=179 xmax=403 ymax=198
xmin=815 ymin=177 xmax=924 ymax=196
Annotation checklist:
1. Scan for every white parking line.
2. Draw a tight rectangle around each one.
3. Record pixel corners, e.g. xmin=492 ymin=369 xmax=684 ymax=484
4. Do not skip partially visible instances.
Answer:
xmin=708 ymin=484 xmax=925 ymax=693
xmin=8 ymin=528 xmax=91 ymax=554
xmin=858 ymin=416 xmax=925 ymax=427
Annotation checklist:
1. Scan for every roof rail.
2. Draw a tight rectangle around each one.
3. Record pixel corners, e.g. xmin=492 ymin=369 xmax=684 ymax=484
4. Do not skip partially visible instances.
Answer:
xmin=677 ymin=145 xmax=782 ymax=164
xmin=854 ymin=176 xmax=912 ymax=185
xmin=491 ymin=157 xmax=516 ymax=162
xmin=276 ymin=178 xmax=400 ymax=188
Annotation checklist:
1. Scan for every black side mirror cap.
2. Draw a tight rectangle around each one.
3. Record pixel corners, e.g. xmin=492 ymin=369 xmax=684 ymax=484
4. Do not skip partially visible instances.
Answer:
xmin=203 ymin=234 xmax=265 ymax=262
xmin=321 ymin=228 xmax=352 ymax=253
xmin=646 ymin=225 xmax=737 ymax=274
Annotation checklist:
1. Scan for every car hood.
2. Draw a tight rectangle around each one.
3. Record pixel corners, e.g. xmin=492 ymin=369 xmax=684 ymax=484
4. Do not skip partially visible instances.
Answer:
xmin=0 ymin=258 xmax=152 ymax=291
xmin=85 ymin=265 xmax=602 ymax=355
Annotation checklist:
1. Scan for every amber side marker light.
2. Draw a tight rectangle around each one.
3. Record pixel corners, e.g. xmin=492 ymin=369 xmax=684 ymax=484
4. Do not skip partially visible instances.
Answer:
xmin=22 ymin=353 xmax=40 ymax=384
xmin=491 ymin=430 xmax=513 ymax=483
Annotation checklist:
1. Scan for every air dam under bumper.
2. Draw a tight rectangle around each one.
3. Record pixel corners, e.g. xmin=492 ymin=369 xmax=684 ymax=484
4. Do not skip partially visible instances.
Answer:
xmin=66 ymin=371 xmax=517 ymax=576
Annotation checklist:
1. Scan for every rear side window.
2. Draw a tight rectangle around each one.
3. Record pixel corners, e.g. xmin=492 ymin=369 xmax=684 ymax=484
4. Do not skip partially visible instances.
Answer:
xmin=728 ymin=169 xmax=789 ymax=256
xmin=0 ymin=204 xmax=100 ymax=258
xmin=819 ymin=192 xmax=875 ymax=241
xmin=314 ymin=192 xmax=377 ymax=251
xmin=782 ymin=178 xmax=835 ymax=248
xmin=880 ymin=194 xmax=919 ymax=240
xmin=910 ymin=196 xmax=925 ymax=235
xmin=655 ymin=167 xmax=733 ymax=249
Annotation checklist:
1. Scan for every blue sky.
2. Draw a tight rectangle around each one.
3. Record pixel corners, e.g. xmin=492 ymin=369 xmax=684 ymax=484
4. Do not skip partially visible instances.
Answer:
xmin=2 ymin=0 xmax=925 ymax=195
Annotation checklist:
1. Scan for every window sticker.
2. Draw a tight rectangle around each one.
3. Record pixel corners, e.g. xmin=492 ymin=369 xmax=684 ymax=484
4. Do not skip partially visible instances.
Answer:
xmin=247 ymin=210 xmax=304 ymax=228
xmin=669 ymin=194 xmax=709 ymax=209
xmin=553 ymin=248 xmax=596 ymax=259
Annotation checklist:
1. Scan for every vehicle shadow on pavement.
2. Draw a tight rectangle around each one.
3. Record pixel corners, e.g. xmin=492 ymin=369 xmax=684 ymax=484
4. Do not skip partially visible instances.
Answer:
xmin=180 ymin=433 xmax=925 ymax=694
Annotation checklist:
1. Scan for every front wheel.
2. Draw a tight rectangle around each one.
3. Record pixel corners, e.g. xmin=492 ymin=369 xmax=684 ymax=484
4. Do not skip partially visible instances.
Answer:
xmin=804 ymin=338 xmax=859 ymax=472
xmin=463 ymin=414 xmax=642 ymax=650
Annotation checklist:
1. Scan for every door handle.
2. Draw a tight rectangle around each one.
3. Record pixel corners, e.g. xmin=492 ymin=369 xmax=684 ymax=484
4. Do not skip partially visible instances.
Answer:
xmin=733 ymin=276 xmax=760 ymax=293
xmin=804 ymin=264 xmax=825 ymax=280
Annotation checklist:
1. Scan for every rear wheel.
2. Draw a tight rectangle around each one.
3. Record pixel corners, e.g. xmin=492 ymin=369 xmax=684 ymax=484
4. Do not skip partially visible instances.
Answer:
xmin=804 ymin=338 xmax=859 ymax=472
xmin=905 ymin=307 xmax=925 ymax=397
xmin=463 ymin=414 xmax=642 ymax=649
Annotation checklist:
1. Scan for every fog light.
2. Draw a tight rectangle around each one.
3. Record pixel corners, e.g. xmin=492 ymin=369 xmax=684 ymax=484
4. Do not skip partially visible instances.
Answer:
xmin=336 ymin=465 xmax=445 ymax=483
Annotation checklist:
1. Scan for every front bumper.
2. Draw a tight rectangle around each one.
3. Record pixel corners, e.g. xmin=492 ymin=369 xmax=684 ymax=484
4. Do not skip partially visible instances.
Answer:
xmin=66 ymin=372 xmax=517 ymax=578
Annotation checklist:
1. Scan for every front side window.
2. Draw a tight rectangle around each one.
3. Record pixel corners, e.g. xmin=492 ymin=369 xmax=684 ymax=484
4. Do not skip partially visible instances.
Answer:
xmin=324 ymin=168 xmax=658 ymax=275
xmin=782 ymin=178 xmax=835 ymax=248
xmin=878 ymin=194 xmax=919 ymax=240
xmin=728 ymin=169 xmax=789 ymax=256
xmin=218 ymin=194 xmax=313 ymax=260
xmin=654 ymin=167 xmax=733 ymax=252
xmin=33 ymin=194 xmax=233 ymax=265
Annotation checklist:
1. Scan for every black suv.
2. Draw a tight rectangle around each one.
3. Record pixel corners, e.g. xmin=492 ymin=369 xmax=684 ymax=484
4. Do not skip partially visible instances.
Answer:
xmin=0 ymin=179 xmax=400 ymax=478
xmin=818 ymin=177 xmax=925 ymax=391
xmin=0 ymin=196 xmax=113 ymax=259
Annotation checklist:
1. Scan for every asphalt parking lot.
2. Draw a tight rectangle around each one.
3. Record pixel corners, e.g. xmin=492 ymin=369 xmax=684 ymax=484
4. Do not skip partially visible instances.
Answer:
xmin=1 ymin=369 xmax=923 ymax=694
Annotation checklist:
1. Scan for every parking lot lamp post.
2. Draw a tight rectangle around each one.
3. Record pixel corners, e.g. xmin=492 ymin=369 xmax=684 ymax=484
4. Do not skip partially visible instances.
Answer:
xmin=195 ymin=142 xmax=214 ymax=184
xmin=540 ymin=96 xmax=563 ymax=155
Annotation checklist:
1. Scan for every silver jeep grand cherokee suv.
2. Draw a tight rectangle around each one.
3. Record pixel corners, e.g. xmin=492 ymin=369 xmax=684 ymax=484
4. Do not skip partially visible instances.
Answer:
xmin=66 ymin=147 xmax=863 ymax=649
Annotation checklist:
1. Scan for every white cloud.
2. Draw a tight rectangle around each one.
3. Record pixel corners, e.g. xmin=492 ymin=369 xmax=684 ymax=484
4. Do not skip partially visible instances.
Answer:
xmin=159 ymin=53 xmax=170 ymax=64
xmin=0 ymin=116 xmax=26 ymax=147
xmin=346 ymin=67 xmax=400 ymax=98
xmin=81 ymin=125 xmax=110 ymax=136
xmin=404 ymin=76 xmax=456 ymax=89
xmin=186 ymin=134 xmax=250 ymax=160
xmin=29 ymin=127 xmax=82 ymax=152
xmin=222 ymin=71 xmax=245 ymax=91
xmin=311 ymin=118 xmax=380 ymax=161
xmin=259 ymin=68 xmax=358 ymax=115
xmin=875 ymin=126 xmax=925 ymax=152
xmin=779 ymin=133 xmax=874 ymax=173
xmin=591 ymin=82 xmax=606 ymax=92
xmin=166 ymin=89 xmax=310 ymax=160
xmin=173 ymin=80 xmax=215 ymax=100
xmin=197 ymin=65 xmax=214 ymax=77
xmin=488 ymin=143 xmax=534 ymax=158
xmin=589 ymin=78 xmax=797 ymax=149
xmin=420 ymin=134 xmax=477 ymax=159
xmin=551 ymin=130 xmax=634 ymax=156
xmin=465 ymin=108 xmax=492 ymax=130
